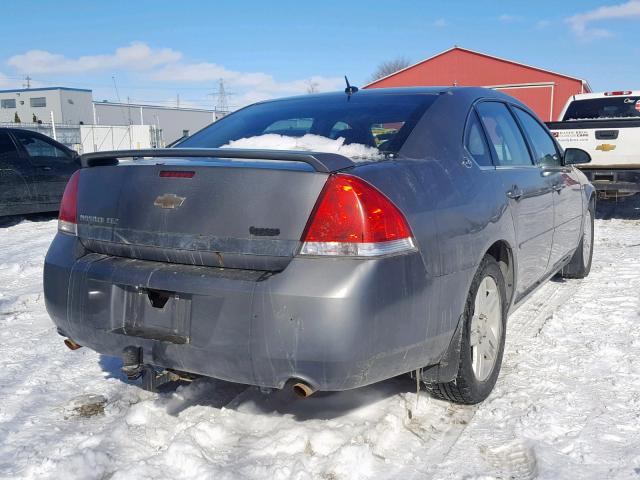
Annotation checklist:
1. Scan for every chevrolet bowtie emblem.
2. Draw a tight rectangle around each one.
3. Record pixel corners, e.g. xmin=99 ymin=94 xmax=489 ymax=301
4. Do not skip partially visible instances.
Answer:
xmin=154 ymin=193 xmax=185 ymax=209
xmin=595 ymin=143 xmax=616 ymax=152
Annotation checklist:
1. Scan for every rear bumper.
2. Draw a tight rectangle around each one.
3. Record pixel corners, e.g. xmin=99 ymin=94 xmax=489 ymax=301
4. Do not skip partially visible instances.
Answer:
xmin=44 ymin=234 xmax=470 ymax=391
xmin=579 ymin=167 xmax=640 ymax=192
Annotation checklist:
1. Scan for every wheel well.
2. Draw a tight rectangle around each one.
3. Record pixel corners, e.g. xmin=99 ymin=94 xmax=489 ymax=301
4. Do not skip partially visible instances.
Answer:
xmin=486 ymin=241 xmax=514 ymax=305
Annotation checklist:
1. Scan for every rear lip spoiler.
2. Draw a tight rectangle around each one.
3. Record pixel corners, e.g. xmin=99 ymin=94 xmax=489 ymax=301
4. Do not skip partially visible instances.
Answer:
xmin=80 ymin=148 xmax=356 ymax=173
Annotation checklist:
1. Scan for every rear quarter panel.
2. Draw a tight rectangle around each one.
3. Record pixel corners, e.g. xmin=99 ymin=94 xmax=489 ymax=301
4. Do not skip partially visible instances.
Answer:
xmin=355 ymin=90 xmax=517 ymax=280
xmin=351 ymin=89 xmax=518 ymax=346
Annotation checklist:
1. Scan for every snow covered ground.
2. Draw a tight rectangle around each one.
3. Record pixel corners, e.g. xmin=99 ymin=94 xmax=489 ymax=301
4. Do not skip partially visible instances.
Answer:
xmin=0 ymin=198 xmax=639 ymax=480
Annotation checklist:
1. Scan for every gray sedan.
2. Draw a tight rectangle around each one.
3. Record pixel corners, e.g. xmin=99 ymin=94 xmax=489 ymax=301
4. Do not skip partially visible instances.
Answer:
xmin=43 ymin=87 xmax=594 ymax=404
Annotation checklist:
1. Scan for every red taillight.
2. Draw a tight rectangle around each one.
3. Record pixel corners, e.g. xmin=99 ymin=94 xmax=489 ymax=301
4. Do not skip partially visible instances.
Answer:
xmin=300 ymin=174 xmax=414 ymax=256
xmin=58 ymin=170 xmax=80 ymax=235
xmin=604 ymin=91 xmax=632 ymax=96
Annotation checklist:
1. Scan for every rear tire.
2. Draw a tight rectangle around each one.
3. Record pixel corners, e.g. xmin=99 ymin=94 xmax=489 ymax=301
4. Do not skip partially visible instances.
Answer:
xmin=561 ymin=201 xmax=594 ymax=279
xmin=424 ymin=255 xmax=507 ymax=405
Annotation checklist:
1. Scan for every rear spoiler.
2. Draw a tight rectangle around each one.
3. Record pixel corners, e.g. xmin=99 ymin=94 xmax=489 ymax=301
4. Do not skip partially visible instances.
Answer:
xmin=80 ymin=148 xmax=356 ymax=173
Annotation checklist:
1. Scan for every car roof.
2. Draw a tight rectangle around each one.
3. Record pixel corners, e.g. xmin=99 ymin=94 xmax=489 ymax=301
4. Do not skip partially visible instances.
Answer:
xmin=257 ymin=86 xmax=513 ymax=104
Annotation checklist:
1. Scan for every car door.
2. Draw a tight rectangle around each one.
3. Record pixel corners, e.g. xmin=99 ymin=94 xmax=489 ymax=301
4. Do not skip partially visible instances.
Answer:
xmin=11 ymin=129 xmax=78 ymax=208
xmin=512 ymin=107 xmax=584 ymax=268
xmin=475 ymin=101 xmax=554 ymax=298
xmin=0 ymin=130 xmax=36 ymax=215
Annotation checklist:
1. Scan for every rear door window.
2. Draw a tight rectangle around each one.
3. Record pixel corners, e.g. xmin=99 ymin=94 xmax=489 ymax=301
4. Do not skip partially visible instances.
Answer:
xmin=12 ymin=130 xmax=72 ymax=163
xmin=464 ymin=111 xmax=492 ymax=167
xmin=476 ymin=102 xmax=533 ymax=167
xmin=513 ymin=108 xmax=561 ymax=167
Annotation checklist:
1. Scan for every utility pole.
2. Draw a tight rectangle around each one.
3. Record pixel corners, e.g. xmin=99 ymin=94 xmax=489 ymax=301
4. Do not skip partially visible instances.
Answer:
xmin=23 ymin=75 xmax=32 ymax=89
xmin=216 ymin=79 xmax=229 ymax=115
xmin=126 ymin=96 xmax=132 ymax=125
xmin=207 ymin=79 xmax=234 ymax=120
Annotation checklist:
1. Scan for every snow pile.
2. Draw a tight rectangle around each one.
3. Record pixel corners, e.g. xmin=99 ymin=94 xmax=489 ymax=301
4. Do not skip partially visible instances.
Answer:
xmin=221 ymin=133 xmax=384 ymax=161
xmin=1 ymin=198 xmax=640 ymax=479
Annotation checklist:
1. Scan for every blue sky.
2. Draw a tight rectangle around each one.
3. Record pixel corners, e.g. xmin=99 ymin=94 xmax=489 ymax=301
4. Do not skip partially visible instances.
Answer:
xmin=2 ymin=0 xmax=639 ymax=109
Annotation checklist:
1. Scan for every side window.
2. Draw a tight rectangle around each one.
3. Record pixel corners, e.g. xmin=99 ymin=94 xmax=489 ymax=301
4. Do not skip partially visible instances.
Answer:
xmin=0 ymin=133 xmax=18 ymax=158
xmin=464 ymin=111 xmax=492 ymax=166
xmin=263 ymin=118 xmax=312 ymax=137
xmin=476 ymin=102 xmax=533 ymax=167
xmin=513 ymin=108 xmax=562 ymax=167
xmin=329 ymin=121 xmax=352 ymax=139
xmin=13 ymin=130 xmax=71 ymax=161
xmin=371 ymin=121 xmax=406 ymax=149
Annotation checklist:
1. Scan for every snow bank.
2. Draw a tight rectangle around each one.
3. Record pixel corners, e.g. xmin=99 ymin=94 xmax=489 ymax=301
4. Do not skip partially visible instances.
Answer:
xmin=221 ymin=133 xmax=384 ymax=162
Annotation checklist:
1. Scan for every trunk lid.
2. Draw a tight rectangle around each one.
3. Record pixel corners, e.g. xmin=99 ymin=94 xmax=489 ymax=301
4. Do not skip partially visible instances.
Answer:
xmin=76 ymin=158 xmax=330 ymax=271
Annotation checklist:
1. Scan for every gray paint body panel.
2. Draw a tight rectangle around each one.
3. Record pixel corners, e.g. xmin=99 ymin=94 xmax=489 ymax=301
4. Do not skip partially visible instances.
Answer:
xmin=43 ymin=87 xmax=593 ymax=391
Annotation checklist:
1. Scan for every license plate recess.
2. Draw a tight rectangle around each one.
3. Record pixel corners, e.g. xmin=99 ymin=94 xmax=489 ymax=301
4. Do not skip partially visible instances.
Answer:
xmin=112 ymin=286 xmax=192 ymax=344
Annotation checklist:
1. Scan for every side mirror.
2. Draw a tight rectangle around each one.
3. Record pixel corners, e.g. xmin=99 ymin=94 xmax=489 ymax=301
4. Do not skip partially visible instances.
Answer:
xmin=564 ymin=148 xmax=591 ymax=165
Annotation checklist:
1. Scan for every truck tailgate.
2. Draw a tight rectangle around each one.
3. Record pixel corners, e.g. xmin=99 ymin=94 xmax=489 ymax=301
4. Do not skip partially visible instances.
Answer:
xmin=548 ymin=120 xmax=640 ymax=168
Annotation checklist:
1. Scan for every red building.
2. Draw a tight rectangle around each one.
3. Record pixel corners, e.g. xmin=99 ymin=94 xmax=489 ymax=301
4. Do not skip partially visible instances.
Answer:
xmin=364 ymin=47 xmax=591 ymax=122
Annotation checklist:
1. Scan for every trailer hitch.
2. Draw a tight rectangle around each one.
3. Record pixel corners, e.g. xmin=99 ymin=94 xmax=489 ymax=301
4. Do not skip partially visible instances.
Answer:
xmin=120 ymin=346 xmax=181 ymax=391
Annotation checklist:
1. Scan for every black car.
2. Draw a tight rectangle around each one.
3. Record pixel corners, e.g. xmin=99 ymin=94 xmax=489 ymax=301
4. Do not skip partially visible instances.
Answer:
xmin=0 ymin=128 xmax=79 ymax=216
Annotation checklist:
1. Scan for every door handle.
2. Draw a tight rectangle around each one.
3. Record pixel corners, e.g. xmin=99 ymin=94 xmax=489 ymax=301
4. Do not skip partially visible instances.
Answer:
xmin=506 ymin=188 xmax=524 ymax=200
xmin=40 ymin=166 xmax=52 ymax=171
xmin=553 ymin=184 xmax=565 ymax=192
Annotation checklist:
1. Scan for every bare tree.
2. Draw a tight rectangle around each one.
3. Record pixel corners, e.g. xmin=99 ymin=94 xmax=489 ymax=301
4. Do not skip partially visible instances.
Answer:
xmin=306 ymin=79 xmax=319 ymax=94
xmin=369 ymin=57 xmax=411 ymax=83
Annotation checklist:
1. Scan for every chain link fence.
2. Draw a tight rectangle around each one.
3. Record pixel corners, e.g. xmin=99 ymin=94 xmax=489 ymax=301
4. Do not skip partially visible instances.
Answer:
xmin=0 ymin=122 xmax=164 ymax=153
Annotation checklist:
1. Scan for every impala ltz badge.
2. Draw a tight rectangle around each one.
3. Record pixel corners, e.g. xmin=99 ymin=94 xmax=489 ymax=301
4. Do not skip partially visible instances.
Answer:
xmin=154 ymin=193 xmax=186 ymax=209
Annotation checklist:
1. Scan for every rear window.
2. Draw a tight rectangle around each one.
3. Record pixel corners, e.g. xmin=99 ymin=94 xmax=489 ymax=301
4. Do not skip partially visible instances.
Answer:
xmin=563 ymin=97 xmax=640 ymax=121
xmin=178 ymin=93 xmax=437 ymax=158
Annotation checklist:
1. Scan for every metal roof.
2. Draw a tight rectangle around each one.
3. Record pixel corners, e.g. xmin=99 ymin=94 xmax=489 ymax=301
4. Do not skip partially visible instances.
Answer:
xmin=363 ymin=46 xmax=592 ymax=92
xmin=0 ymin=87 xmax=92 ymax=94
xmin=94 ymin=101 xmax=214 ymax=113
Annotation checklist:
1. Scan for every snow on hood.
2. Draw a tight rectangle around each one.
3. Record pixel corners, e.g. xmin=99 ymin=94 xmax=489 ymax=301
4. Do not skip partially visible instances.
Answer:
xmin=221 ymin=134 xmax=384 ymax=162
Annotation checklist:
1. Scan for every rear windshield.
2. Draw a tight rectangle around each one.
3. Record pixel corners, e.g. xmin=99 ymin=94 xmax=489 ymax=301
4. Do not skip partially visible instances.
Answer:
xmin=178 ymin=93 xmax=437 ymax=158
xmin=563 ymin=97 xmax=640 ymax=121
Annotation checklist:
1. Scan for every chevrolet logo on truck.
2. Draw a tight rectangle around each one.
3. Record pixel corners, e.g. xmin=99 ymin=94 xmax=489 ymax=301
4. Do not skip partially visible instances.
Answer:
xmin=154 ymin=194 xmax=186 ymax=209
xmin=595 ymin=143 xmax=616 ymax=152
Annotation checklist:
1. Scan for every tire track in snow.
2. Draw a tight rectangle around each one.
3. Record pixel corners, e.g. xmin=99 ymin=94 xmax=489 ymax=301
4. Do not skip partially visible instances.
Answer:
xmin=417 ymin=283 xmax=582 ymax=477
xmin=509 ymin=278 xmax=582 ymax=339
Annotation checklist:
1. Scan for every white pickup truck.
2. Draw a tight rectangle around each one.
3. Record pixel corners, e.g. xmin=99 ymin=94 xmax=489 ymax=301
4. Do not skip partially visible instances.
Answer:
xmin=547 ymin=90 xmax=640 ymax=198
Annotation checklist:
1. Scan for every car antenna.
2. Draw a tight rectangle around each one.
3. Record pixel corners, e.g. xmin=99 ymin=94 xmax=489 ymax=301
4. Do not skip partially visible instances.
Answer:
xmin=344 ymin=76 xmax=359 ymax=96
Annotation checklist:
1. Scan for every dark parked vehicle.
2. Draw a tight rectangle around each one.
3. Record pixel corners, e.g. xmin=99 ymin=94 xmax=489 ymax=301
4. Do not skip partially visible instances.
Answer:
xmin=43 ymin=88 xmax=594 ymax=404
xmin=0 ymin=128 xmax=79 ymax=216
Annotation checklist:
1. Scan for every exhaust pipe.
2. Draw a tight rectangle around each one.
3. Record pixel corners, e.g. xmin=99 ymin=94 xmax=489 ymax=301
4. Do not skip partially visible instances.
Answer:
xmin=64 ymin=338 xmax=82 ymax=350
xmin=292 ymin=381 xmax=316 ymax=399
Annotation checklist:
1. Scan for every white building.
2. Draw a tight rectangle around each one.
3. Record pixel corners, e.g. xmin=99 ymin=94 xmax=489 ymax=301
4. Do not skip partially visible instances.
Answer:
xmin=0 ymin=87 xmax=217 ymax=145
xmin=92 ymin=101 xmax=216 ymax=144
xmin=0 ymin=87 xmax=93 ymax=125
